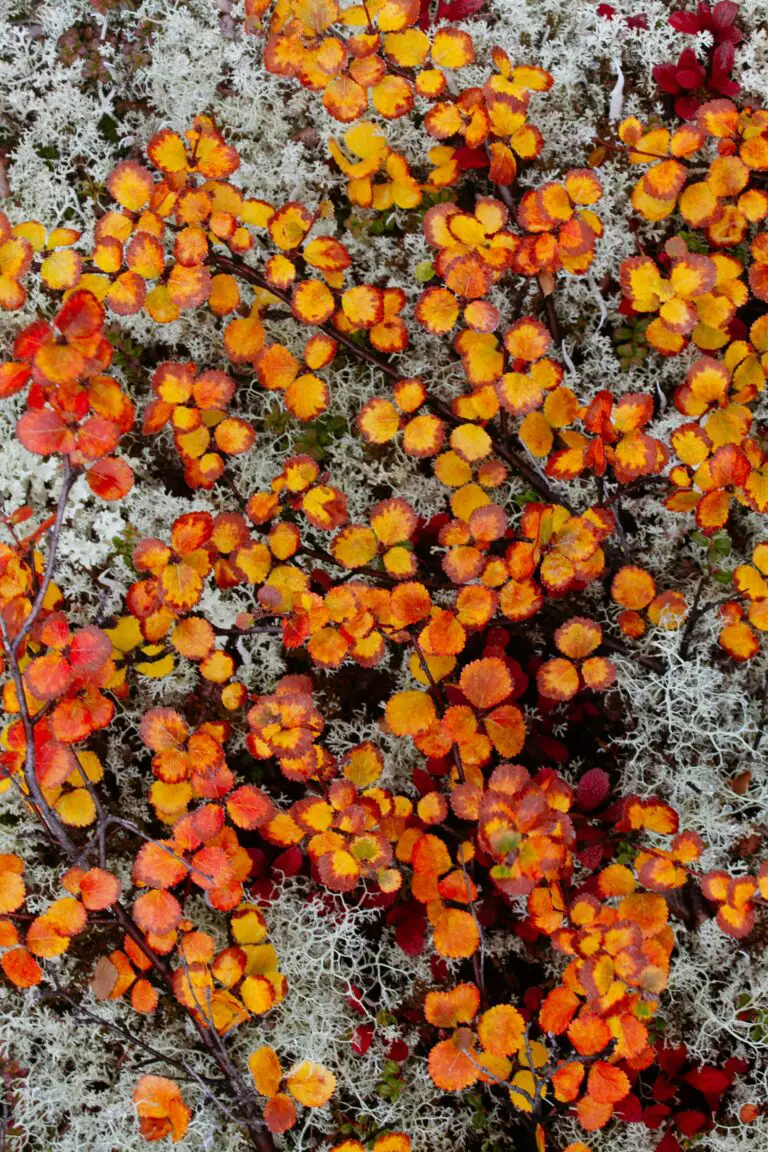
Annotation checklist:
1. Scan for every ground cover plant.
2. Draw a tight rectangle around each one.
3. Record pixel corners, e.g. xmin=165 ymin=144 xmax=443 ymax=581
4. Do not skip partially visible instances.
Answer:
xmin=0 ymin=0 xmax=767 ymax=1149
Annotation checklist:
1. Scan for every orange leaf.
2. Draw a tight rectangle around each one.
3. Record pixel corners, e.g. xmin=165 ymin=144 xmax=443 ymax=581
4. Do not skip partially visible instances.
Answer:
xmin=285 ymin=1060 xmax=336 ymax=1107
xmin=567 ymin=1011 xmax=612 ymax=1056
xmin=428 ymin=1035 xmax=479 ymax=1091
xmin=292 ymin=280 xmax=335 ymax=325
xmin=412 ymin=833 xmax=452 ymax=877
xmin=285 ymin=373 xmax=329 ymax=422
xmin=241 ymin=974 xmax=277 ymax=1014
xmin=459 ymin=657 xmax=512 ymax=709
xmin=227 ymin=785 xmax=275 ymax=829
xmin=1 ymin=946 xmax=42 ymax=987
xmin=477 ymin=1003 xmax=525 ymax=1057
xmin=17 ymin=409 xmax=73 ymax=456
xmin=133 ymin=889 xmax=182 ymax=935
xmin=106 ymin=161 xmax=154 ymax=211
xmin=415 ymin=286 xmax=459 ymax=335
xmin=264 ymin=1092 xmax=298 ymax=1133
xmin=249 ymin=1045 xmax=282 ymax=1098
xmin=538 ymin=986 xmax=580 ymax=1035
xmin=133 ymin=841 xmax=188 ymax=889
xmin=587 ymin=1061 xmax=630 ymax=1105
xmin=385 ymin=690 xmax=436 ymax=736
xmin=432 ymin=906 xmax=480 ymax=958
xmin=554 ymin=617 xmax=602 ymax=659
xmin=79 ymin=868 xmax=120 ymax=910
xmin=537 ymin=658 xmax=579 ymax=701
xmin=317 ymin=849 xmax=361 ymax=892
xmin=87 ymin=457 xmax=134 ymax=500
xmin=576 ymin=1094 xmax=614 ymax=1131
xmin=133 ymin=1075 xmax=190 ymax=1143
xmin=551 ymin=1060 xmax=585 ymax=1102
xmin=424 ymin=982 xmax=480 ymax=1027
xmin=132 ymin=978 xmax=160 ymax=1014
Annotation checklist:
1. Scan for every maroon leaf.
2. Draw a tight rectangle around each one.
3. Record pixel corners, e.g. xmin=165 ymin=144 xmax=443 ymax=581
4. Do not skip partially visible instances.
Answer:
xmin=643 ymin=1103 xmax=672 ymax=1129
xmin=615 ymin=1093 xmax=643 ymax=1123
xmin=438 ymin=0 xmax=487 ymax=19
xmin=657 ymin=1044 xmax=688 ymax=1076
xmin=455 ymin=146 xmax=490 ymax=171
xmin=351 ymin=1024 xmax=374 ymax=1054
xmin=682 ymin=1066 xmax=733 ymax=1098
xmin=669 ymin=11 xmax=704 ymax=32
xmin=387 ymin=900 xmax=426 ymax=956
xmin=271 ymin=845 xmax=303 ymax=877
xmin=674 ymin=1109 xmax=710 ymax=1137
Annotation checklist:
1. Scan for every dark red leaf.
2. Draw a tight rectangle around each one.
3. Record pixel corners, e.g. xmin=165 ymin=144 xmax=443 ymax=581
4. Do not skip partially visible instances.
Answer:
xmin=615 ymin=1093 xmax=643 ymax=1123
xmin=437 ymin=0 xmax=487 ymax=20
xmin=682 ymin=1067 xmax=732 ymax=1098
xmin=387 ymin=900 xmax=426 ymax=956
xmin=271 ymin=845 xmax=303 ymax=877
xmin=455 ymin=147 xmax=490 ymax=171
xmin=386 ymin=1039 xmax=409 ymax=1062
xmin=658 ymin=1044 xmax=687 ymax=1076
xmin=669 ymin=11 xmax=704 ymax=33
xmin=674 ymin=1110 xmax=710 ymax=1137
xmin=643 ymin=1103 xmax=672 ymax=1129
xmin=351 ymin=1024 xmax=374 ymax=1055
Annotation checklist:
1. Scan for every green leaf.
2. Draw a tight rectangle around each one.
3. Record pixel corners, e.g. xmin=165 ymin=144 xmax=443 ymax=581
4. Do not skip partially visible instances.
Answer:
xmin=415 ymin=260 xmax=435 ymax=282
xmin=679 ymin=230 xmax=710 ymax=255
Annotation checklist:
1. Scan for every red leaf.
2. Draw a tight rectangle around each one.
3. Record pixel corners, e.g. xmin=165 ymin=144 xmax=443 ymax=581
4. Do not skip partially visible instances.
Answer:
xmin=437 ymin=0 xmax=487 ymax=19
xmin=674 ymin=1110 xmax=710 ymax=1137
xmin=0 ymin=362 xmax=30 ymax=398
xmin=656 ymin=1133 xmax=682 ymax=1152
xmin=387 ymin=900 xmax=426 ymax=956
xmin=271 ymin=845 xmax=304 ymax=877
xmin=455 ymin=147 xmax=490 ymax=171
xmin=387 ymin=1039 xmax=409 ymax=1062
xmin=87 ymin=457 xmax=133 ymax=500
xmin=55 ymin=289 xmax=104 ymax=342
xmin=657 ymin=1044 xmax=687 ymax=1076
xmin=643 ymin=1103 xmax=672 ymax=1129
xmin=69 ymin=626 xmax=112 ymax=673
xmin=615 ymin=1093 xmax=644 ymax=1123
xmin=17 ymin=409 xmax=73 ymax=455
xmin=682 ymin=1066 xmax=733 ymax=1099
xmin=351 ymin=1024 xmax=374 ymax=1055
xmin=669 ymin=11 xmax=704 ymax=33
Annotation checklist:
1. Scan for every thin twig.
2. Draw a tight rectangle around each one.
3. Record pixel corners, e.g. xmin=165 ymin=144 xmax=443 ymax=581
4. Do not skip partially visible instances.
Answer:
xmin=41 ymin=984 xmax=226 ymax=1092
xmin=678 ymin=571 xmax=708 ymax=660
xmin=16 ymin=461 xmax=78 ymax=650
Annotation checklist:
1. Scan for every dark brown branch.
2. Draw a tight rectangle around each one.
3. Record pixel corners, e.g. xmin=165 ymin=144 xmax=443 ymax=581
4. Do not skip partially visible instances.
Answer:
xmin=40 ymin=984 xmax=227 ymax=1092
xmin=678 ymin=571 xmax=708 ymax=661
